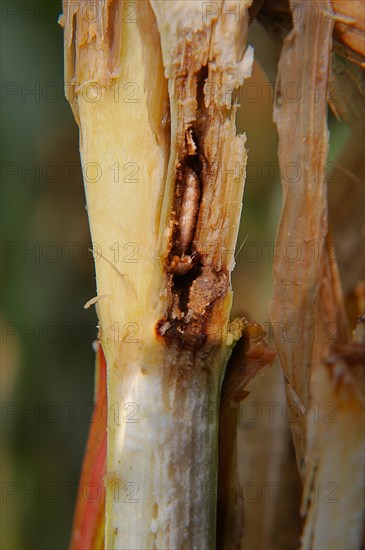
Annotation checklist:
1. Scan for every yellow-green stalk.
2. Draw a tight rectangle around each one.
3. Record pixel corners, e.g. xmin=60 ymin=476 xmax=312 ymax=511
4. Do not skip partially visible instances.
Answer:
xmin=62 ymin=1 xmax=254 ymax=547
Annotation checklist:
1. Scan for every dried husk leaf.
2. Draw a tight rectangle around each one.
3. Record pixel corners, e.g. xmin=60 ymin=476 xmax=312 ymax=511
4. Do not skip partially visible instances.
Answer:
xmin=301 ymin=315 xmax=365 ymax=549
xmin=269 ymin=0 xmax=335 ymax=476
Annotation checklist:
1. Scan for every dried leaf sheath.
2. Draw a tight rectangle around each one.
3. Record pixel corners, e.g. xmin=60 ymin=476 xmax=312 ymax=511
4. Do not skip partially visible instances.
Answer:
xmin=217 ymin=320 xmax=275 ymax=549
xmin=269 ymin=1 xmax=364 ymax=545
xmin=61 ymin=1 xmax=255 ymax=548
xmin=269 ymin=0 xmax=335 ymax=476
xmin=301 ymin=316 xmax=365 ymax=549
xmin=70 ymin=343 xmax=106 ymax=550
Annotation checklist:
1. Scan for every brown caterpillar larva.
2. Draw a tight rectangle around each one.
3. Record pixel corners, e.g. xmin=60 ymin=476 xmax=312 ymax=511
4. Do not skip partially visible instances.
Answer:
xmin=178 ymin=168 xmax=200 ymax=254
xmin=170 ymin=168 xmax=201 ymax=276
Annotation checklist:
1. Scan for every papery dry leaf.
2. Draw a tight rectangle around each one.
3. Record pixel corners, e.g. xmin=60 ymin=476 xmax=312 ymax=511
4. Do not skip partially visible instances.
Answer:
xmin=217 ymin=319 xmax=275 ymax=550
xmin=269 ymin=0 xmax=334 ymax=477
xmin=301 ymin=315 xmax=365 ymax=549
xmin=256 ymin=0 xmax=365 ymax=65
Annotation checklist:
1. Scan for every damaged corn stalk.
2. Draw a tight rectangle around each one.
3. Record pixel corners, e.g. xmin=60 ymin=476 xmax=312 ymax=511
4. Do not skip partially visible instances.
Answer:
xmin=61 ymin=0 xmax=259 ymax=547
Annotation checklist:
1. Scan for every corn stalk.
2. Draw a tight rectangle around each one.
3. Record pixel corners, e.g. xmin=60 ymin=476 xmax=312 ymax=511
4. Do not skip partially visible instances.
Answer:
xmin=61 ymin=1 xmax=256 ymax=547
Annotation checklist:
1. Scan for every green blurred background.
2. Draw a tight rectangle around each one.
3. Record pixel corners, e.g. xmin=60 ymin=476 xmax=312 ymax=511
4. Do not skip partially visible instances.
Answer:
xmin=2 ymin=2 xmax=96 ymax=547
xmin=1 ymin=2 xmax=355 ymax=549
